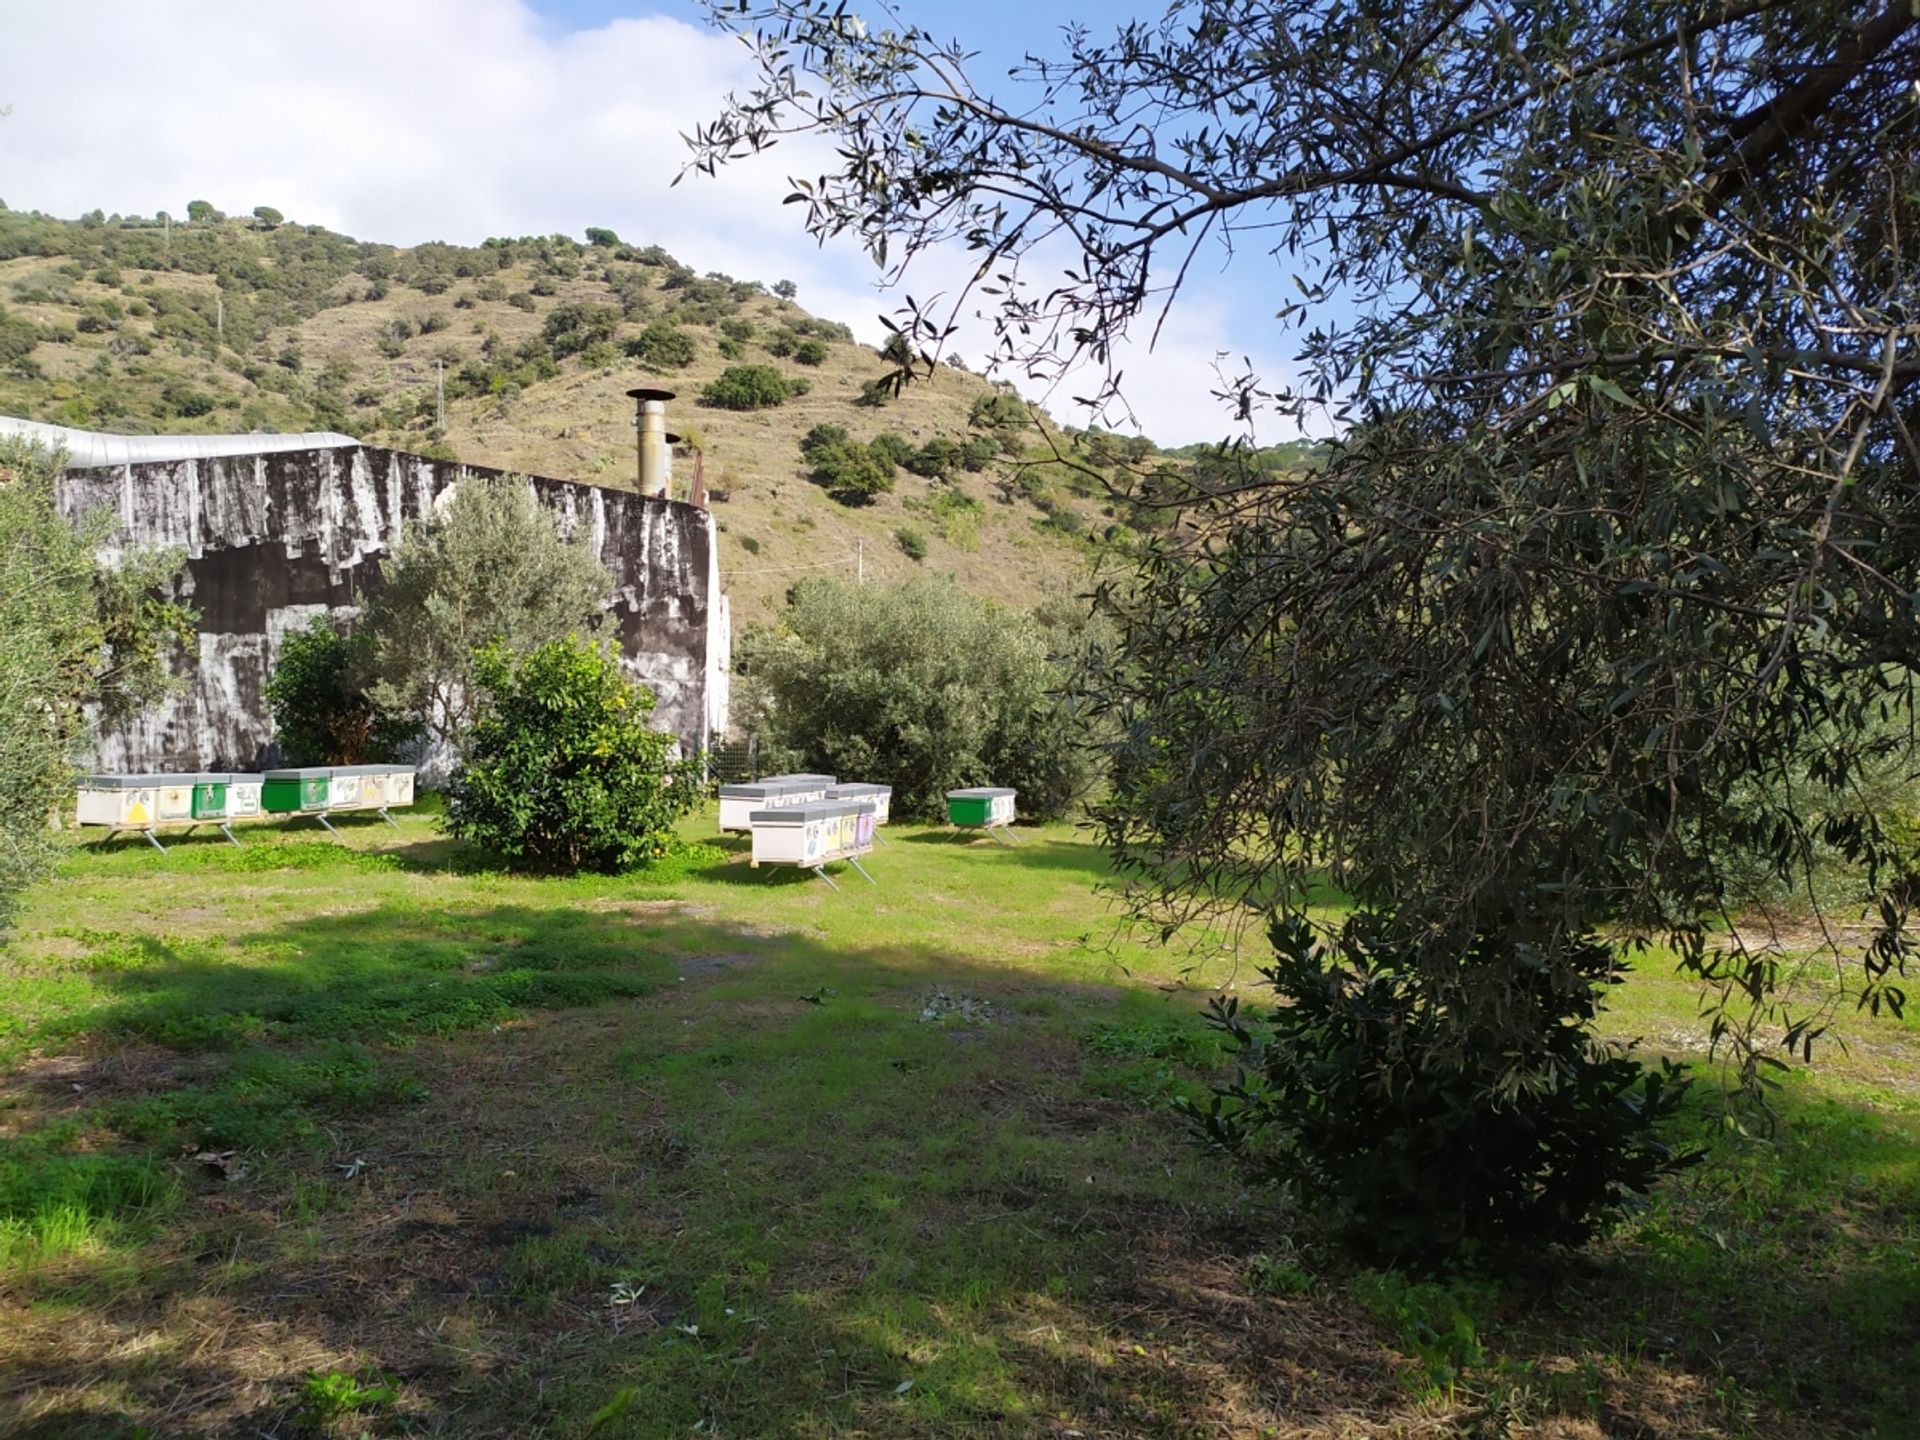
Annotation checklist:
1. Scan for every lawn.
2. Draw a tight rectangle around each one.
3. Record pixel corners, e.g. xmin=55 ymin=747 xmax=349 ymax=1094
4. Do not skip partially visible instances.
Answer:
xmin=0 ymin=808 xmax=1915 ymax=1438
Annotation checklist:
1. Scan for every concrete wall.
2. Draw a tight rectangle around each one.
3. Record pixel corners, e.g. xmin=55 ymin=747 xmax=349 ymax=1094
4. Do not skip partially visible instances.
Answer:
xmin=57 ymin=444 xmax=729 ymax=773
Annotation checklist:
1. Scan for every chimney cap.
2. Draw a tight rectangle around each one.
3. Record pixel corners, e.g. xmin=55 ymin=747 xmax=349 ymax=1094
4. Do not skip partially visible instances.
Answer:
xmin=625 ymin=386 xmax=676 ymax=403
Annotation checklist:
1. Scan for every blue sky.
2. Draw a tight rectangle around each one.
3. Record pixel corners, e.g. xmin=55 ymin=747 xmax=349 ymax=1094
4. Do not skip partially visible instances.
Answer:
xmin=1 ymin=0 xmax=1303 ymax=443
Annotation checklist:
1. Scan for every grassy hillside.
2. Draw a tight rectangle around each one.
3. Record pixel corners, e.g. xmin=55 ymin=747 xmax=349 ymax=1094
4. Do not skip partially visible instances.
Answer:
xmin=0 ymin=205 xmax=1155 ymax=625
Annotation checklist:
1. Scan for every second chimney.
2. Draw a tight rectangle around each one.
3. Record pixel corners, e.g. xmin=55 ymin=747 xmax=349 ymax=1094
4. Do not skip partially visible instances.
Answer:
xmin=627 ymin=386 xmax=675 ymax=498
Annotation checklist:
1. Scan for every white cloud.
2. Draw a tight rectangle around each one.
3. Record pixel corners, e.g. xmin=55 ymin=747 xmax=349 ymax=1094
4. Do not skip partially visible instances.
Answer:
xmin=0 ymin=0 xmax=1302 ymax=443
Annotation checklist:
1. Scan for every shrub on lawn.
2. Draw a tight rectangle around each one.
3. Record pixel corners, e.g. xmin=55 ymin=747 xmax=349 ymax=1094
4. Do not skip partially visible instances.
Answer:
xmin=445 ymin=637 xmax=700 ymax=874
xmin=1184 ymin=914 xmax=1696 ymax=1266
xmin=894 ymin=526 xmax=928 ymax=561
xmin=701 ymin=364 xmax=792 ymax=410
xmin=265 ymin=616 xmax=413 ymax=765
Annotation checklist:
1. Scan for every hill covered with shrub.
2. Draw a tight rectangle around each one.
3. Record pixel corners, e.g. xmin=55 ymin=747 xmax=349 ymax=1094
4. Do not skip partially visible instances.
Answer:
xmin=0 ymin=203 xmax=1192 ymax=624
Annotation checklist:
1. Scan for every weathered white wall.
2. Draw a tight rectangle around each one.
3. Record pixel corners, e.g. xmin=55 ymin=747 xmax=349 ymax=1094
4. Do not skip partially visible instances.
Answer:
xmin=57 ymin=444 xmax=728 ymax=772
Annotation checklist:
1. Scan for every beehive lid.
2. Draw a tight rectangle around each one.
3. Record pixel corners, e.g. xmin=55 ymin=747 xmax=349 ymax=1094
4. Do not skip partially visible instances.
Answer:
xmin=947 ymin=787 xmax=1016 ymax=799
xmin=827 ymin=783 xmax=890 ymax=797
xmin=759 ymin=773 xmax=837 ymax=786
xmin=720 ymin=781 xmax=815 ymax=799
xmin=748 ymin=801 xmax=868 ymax=824
xmin=78 ymin=773 xmax=184 ymax=789
xmin=264 ymin=767 xmax=333 ymax=779
xmin=329 ymin=764 xmax=413 ymax=775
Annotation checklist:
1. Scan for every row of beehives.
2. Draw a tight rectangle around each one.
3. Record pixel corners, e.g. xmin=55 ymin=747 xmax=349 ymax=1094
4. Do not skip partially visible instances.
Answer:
xmin=719 ymin=775 xmax=888 ymax=870
xmin=74 ymin=765 xmax=417 ymax=832
xmin=719 ymin=775 xmax=1020 ymax=874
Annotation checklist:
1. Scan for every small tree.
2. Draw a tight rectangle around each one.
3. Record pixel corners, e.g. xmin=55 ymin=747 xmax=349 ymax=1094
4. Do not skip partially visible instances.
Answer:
xmin=360 ymin=475 xmax=611 ymax=750
xmin=542 ymin=302 xmax=621 ymax=358
xmin=251 ymin=205 xmax=284 ymax=229
xmin=265 ymin=616 xmax=412 ymax=765
xmin=772 ymin=279 xmax=798 ymax=300
xmin=625 ymin=320 xmax=696 ymax=369
xmin=700 ymin=364 xmax=792 ymax=410
xmin=0 ymin=439 xmax=193 ymax=932
xmin=904 ymin=437 xmax=962 ymax=480
xmin=446 ymin=638 xmax=699 ymax=873
xmin=585 ymin=226 xmax=620 ymax=247
xmin=185 ymin=199 xmax=220 ymax=224
xmin=804 ymin=438 xmax=893 ymax=506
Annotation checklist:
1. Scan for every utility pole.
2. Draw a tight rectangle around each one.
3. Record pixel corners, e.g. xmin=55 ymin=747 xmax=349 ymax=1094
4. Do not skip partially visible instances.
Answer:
xmin=436 ymin=358 xmax=445 ymax=431
xmin=215 ymin=293 xmax=223 ymax=345
xmin=857 ymin=538 xmax=864 ymax=585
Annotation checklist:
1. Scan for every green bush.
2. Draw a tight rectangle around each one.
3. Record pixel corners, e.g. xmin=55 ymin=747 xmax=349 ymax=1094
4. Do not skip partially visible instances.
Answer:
xmin=792 ymin=338 xmax=829 ymax=365
xmin=624 ymin=320 xmax=695 ymax=370
xmin=959 ymin=435 xmax=999 ymax=472
xmin=905 ymin=436 xmax=963 ymax=480
xmin=894 ymin=526 xmax=928 ymax=561
xmin=264 ymin=617 xmax=413 ymax=765
xmin=804 ymin=439 xmax=894 ymax=506
xmin=739 ymin=579 xmax=1103 ymax=819
xmin=700 ymin=364 xmax=792 ymax=410
xmin=799 ymin=423 xmax=849 ymax=457
xmin=542 ymin=302 xmax=620 ymax=358
xmin=446 ymin=638 xmax=700 ymax=874
xmin=968 ymin=389 xmax=1028 ymax=433
xmin=867 ymin=431 xmax=914 ymax=471
xmin=1183 ymin=914 xmax=1696 ymax=1266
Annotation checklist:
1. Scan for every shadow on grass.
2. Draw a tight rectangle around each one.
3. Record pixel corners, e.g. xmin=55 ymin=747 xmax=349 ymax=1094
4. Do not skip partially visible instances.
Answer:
xmin=2 ymin=896 xmax=1915 ymax=1438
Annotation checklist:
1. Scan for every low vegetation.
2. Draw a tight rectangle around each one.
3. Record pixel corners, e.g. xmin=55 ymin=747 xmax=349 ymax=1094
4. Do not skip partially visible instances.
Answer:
xmin=446 ymin=638 xmax=699 ymax=875
xmin=0 ymin=812 xmax=1911 ymax=1436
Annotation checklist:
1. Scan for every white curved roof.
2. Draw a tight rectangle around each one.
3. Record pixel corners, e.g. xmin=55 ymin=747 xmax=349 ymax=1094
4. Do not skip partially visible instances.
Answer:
xmin=0 ymin=415 xmax=361 ymax=469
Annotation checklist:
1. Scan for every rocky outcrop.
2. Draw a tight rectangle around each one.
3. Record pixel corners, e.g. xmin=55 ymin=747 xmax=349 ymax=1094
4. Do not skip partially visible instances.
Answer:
xmin=55 ymin=444 xmax=729 ymax=772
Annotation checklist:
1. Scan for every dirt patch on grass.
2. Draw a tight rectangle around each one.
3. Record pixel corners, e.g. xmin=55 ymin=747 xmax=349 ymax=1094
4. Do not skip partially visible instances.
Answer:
xmin=0 ymin=1043 xmax=205 ymax=1129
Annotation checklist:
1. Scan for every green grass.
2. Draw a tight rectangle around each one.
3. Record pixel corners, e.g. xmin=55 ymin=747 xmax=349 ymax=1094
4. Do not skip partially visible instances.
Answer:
xmin=0 ymin=807 xmax=1914 ymax=1438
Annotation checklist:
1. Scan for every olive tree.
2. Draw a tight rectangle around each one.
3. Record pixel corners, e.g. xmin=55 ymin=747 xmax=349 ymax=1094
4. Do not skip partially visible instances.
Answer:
xmin=360 ymin=474 xmax=612 ymax=751
xmin=740 ymin=578 xmax=1103 ymax=819
xmin=0 ymin=439 xmax=194 ymax=931
xmin=689 ymin=2 xmax=1920 ymax=1252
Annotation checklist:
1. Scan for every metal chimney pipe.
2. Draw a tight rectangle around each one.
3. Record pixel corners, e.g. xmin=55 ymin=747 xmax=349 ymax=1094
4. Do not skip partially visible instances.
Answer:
xmin=626 ymin=386 xmax=675 ymax=498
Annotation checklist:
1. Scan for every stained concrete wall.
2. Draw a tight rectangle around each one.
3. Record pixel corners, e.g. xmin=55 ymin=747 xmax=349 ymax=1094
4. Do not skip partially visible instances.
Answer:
xmin=56 ymin=444 xmax=730 ymax=773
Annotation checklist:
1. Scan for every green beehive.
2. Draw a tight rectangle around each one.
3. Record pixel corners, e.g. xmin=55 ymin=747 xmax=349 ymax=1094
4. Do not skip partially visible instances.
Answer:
xmin=189 ymin=774 xmax=230 ymax=819
xmin=946 ymin=787 xmax=1017 ymax=827
xmin=262 ymin=767 xmax=331 ymax=814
